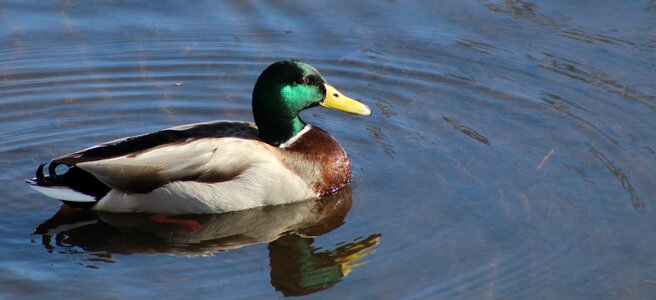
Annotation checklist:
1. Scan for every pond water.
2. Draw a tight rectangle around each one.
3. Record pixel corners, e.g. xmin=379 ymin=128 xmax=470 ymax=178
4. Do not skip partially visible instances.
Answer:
xmin=1 ymin=1 xmax=655 ymax=298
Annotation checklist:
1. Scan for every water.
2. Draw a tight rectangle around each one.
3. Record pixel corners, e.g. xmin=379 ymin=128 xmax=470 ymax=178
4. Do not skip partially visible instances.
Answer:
xmin=1 ymin=1 xmax=655 ymax=298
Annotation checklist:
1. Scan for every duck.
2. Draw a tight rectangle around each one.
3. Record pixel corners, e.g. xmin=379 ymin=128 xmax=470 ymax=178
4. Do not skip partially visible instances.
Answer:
xmin=26 ymin=60 xmax=371 ymax=214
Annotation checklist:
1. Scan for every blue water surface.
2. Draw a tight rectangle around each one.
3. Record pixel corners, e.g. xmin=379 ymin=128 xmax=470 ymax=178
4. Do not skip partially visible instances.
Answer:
xmin=1 ymin=1 xmax=655 ymax=298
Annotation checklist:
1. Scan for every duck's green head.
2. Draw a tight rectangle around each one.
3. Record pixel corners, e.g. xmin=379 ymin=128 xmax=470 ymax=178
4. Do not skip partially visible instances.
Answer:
xmin=252 ymin=60 xmax=371 ymax=146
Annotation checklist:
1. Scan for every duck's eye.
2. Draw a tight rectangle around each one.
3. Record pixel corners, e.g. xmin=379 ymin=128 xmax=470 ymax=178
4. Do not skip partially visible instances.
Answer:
xmin=295 ymin=77 xmax=308 ymax=85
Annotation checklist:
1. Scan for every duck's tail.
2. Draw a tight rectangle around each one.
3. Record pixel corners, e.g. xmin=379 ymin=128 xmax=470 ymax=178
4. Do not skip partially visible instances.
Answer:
xmin=26 ymin=163 xmax=110 ymax=207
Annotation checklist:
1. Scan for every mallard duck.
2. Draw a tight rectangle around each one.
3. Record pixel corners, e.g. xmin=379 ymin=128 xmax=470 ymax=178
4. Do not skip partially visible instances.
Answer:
xmin=26 ymin=60 xmax=371 ymax=214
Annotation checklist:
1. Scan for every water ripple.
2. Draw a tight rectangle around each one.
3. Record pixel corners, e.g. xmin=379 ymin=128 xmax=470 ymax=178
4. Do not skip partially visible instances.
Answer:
xmin=1 ymin=1 xmax=656 ymax=298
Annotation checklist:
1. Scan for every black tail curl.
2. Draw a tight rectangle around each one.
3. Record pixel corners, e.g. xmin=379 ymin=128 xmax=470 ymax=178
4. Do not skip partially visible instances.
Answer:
xmin=35 ymin=163 xmax=48 ymax=184
xmin=35 ymin=162 xmax=63 ymax=186
xmin=34 ymin=162 xmax=111 ymax=201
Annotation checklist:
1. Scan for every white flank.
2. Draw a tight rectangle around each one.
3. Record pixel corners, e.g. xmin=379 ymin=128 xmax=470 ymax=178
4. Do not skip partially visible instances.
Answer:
xmin=27 ymin=183 xmax=96 ymax=202
xmin=87 ymin=138 xmax=317 ymax=214
xmin=279 ymin=125 xmax=311 ymax=148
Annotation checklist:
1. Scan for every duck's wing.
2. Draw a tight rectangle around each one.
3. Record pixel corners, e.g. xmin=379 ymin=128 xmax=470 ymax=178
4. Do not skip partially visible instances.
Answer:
xmin=52 ymin=120 xmax=259 ymax=166
xmin=39 ymin=121 xmax=262 ymax=195
xmin=76 ymin=136 xmax=275 ymax=194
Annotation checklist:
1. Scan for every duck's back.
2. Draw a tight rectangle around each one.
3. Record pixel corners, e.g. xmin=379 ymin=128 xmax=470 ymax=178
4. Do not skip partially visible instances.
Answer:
xmin=28 ymin=121 xmax=261 ymax=207
xmin=52 ymin=120 xmax=260 ymax=166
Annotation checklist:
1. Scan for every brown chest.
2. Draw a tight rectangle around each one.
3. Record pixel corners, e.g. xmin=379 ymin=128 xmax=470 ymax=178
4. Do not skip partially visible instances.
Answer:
xmin=281 ymin=127 xmax=351 ymax=195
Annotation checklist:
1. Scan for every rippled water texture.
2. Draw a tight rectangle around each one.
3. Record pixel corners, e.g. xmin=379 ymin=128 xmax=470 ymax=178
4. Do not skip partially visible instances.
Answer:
xmin=1 ymin=1 xmax=655 ymax=298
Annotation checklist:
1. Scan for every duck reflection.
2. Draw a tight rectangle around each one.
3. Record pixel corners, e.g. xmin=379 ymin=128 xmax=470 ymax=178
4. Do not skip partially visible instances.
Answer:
xmin=34 ymin=187 xmax=380 ymax=296
xmin=269 ymin=233 xmax=380 ymax=296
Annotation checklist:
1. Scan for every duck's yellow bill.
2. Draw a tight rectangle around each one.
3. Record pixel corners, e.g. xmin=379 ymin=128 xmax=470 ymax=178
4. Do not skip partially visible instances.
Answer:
xmin=320 ymin=84 xmax=371 ymax=116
